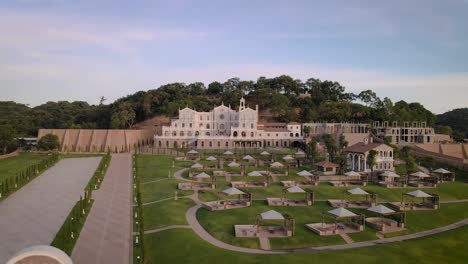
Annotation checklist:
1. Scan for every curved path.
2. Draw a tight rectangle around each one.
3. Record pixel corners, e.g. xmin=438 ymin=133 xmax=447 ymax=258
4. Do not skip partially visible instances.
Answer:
xmin=173 ymin=167 xmax=468 ymax=254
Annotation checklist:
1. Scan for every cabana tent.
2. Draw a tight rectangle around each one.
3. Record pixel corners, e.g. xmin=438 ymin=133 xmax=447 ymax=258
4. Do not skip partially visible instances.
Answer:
xmin=206 ymin=156 xmax=217 ymax=161
xmin=267 ymin=186 xmax=314 ymax=206
xmin=379 ymin=171 xmax=405 ymax=188
xmin=186 ymin=149 xmax=200 ymax=160
xmin=432 ymin=168 xmax=455 ymax=182
xmin=327 ymin=187 xmax=376 ymax=208
xmin=202 ymin=187 xmax=251 ymax=211
xmin=365 ymin=205 xmax=406 ymax=233
xmin=390 ymin=190 xmax=440 ymax=211
xmin=228 ymin=161 xmax=241 ymax=168
xmin=306 ymin=207 xmax=364 ymax=236
xmin=255 ymin=210 xmax=294 ymax=236
xmin=408 ymin=171 xmax=437 ymax=188
xmin=260 ymin=151 xmax=271 ymax=156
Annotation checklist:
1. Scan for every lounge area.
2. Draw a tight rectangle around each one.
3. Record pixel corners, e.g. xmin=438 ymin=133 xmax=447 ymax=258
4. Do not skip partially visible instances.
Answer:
xmin=365 ymin=205 xmax=406 ymax=233
xmin=389 ymin=190 xmax=440 ymax=211
xmin=234 ymin=210 xmax=294 ymax=238
xmin=202 ymin=187 xmax=252 ymax=211
xmin=267 ymin=186 xmax=314 ymax=206
xmin=378 ymin=171 xmax=406 ymax=188
xmin=306 ymin=207 xmax=364 ymax=236
xmin=327 ymin=188 xmax=376 ymax=208
xmin=407 ymin=171 xmax=438 ymax=188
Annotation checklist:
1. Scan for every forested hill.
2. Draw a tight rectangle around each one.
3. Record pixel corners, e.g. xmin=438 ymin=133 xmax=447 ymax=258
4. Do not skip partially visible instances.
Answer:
xmin=436 ymin=108 xmax=468 ymax=141
xmin=0 ymin=75 xmax=440 ymax=137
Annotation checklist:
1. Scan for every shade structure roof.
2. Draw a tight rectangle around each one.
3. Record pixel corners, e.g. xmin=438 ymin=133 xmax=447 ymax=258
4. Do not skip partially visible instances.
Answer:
xmin=407 ymin=190 xmax=432 ymax=198
xmin=228 ymin=161 xmax=241 ymax=167
xmin=187 ymin=150 xmax=199 ymax=154
xmin=328 ymin=207 xmax=358 ymax=218
xmin=248 ymin=171 xmax=263 ymax=177
xmin=344 ymin=171 xmax=361 ymax=177
xmin=260 ymin=210 xmax=285 ymax=220
xmin=243 ymin=155 xmax=255 ymax=160
xmin=286 ymin=186 xmax=305 ymax=193
xmin=223 ymin=150 xmax=234 ymax=155
xmin=206 ymin=156 xmax=217 ymax=161
xmin=295 ymin=150 xmax=305 ymax=155
xmin=347 ymin=188 xmax=369 ymax=195
xmin=270 ymin=161 xmax=284 ymax=168
xmin=282 ymin=155 xmax=295 ymax=161
xmin=260 ymin=151 xmax=271 ymax=156
xmin=433 ymin=168 xmax=451 ymax=174
xmin=222 ymin=187 xmax=245 ymax=195
xmin=410 ymin=171 xmax=430 ymax=178
xmin=191 ymin=163 xmax=203 ymax=169
xmin=367 ymin=205 xmax=395 ymax=215
xmin=297 ymin=170 xmax=313 ymax=177
xmin=380 ymin=171 xmax=400 ymax=177
xmin=194 ymin=172 xmax=210 ymax=179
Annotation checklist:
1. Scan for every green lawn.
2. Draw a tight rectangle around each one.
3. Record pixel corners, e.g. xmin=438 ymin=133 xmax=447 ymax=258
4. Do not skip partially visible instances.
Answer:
xmin=143 ymin=198 xmax=195 ymax=231
xmin=144 ymin=226 xmax=468 ymax=264
xmin=0 ymin=153 xmax=48 ymax=181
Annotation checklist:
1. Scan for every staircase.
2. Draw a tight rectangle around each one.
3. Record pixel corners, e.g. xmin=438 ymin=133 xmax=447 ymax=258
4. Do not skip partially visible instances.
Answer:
xmin=258 ymin=237 xmax=271 ymax=250
xmin=339 ymin=233 xmax=354 ymax=244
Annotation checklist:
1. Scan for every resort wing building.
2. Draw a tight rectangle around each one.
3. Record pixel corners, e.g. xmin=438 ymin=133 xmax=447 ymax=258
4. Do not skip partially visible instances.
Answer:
xmin=344 ymin=142 xmax=394 ymax=172
xmin=154 ymin=98 xmax=303 ymax=149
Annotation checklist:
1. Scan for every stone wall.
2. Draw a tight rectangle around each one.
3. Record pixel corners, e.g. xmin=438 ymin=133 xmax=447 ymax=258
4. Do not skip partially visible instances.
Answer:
xmin=38 ymin=129 xmax=154 ymax=153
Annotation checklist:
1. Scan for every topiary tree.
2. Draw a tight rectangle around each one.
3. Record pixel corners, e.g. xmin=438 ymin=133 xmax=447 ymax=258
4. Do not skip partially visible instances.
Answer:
xmin=38 ymin=133 xmax=60 ymax=151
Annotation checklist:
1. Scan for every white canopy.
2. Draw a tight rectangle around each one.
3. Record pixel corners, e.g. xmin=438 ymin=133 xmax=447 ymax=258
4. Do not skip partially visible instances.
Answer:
xmin=295 ymin=150 xmax=305 ymax=155
xmin=206 ymin=156 xmax=217 ymax=161
xmin=270 ymin=161 xmax=284 ymax=168
xmin=367 ymin=205 xmax=395 ymax=215
xmin=194 ymin=172 xmax=210 ymax=179
xmin=380 ymin=171 xmax=400 ymax=178
xmin=347 ymin=188 xmax=369 ymax=195
xmin=222 ymin=187 xmax=245 ymax=196
xmin=228 ymin=161 xmax=241 ymax=168
xmin=344 ymin=171 xmax=361 ymax=177
xmin=260 ymin=151 xmax=271 ymax=156
xmin=433 ymin=168 xmax=451 ymax=174
xmin=243 ymin=155 xmax=255 ymax=160
xmin=223 ymin=150 xmax=234 ymax=155
xmin=191 ymin=163 xmax=203 ymax=169
xmin=297 ymin=170 xmax=313 ymax=177
xmin=282 ymin=155 xmax=295 ymax=161
xmin=248 ymin=171 xmax=263 ymax=177
xmin=328 ymin=207 xmax=358 ymax=218
xmin=410 ymin=171 xmax=430 ymax=178
xmin=187 ymin=150 xmax=199 ymax=154
xmin=407 ymin=190 xmax=432 ymax=198
xmin=260 ymin=210 xmax=284 ymax=220
xmin=287 ymin=186 xmax=305 ymax=193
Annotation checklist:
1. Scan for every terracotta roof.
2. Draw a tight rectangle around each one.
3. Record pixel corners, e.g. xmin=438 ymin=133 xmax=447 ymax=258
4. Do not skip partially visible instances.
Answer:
xmin=315 ymin=161 xmax=339 ymax=168
xmin=344 ymin=142 xmax=384 ymax=153
xmin=287 ymin=122 xmax=301 ymax=125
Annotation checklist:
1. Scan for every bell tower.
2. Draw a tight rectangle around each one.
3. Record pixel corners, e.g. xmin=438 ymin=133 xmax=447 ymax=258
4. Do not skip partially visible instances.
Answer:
xmin=239 ymin=97 xmax=246 ymax=111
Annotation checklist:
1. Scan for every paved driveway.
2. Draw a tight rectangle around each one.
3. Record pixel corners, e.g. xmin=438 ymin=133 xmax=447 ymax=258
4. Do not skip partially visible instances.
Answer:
xmin=72 ymin=153 xmax=133 ymax=264
xmin=0 ymin=157 xmax=101 ymax=263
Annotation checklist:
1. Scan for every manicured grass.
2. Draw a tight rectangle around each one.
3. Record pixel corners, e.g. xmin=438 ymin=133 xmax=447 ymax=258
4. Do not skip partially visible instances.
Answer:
xmin=144 ymin=225 xmax=468 ymax=264
xmin=143 ymin=198 xmax=195 ymax=231
xmin=0 ymin=153 xmax=48 ymax=181
xmin=137 ymin=154 xmax=192 ymax=183
xmin=140 ymin=179 xmax=192 ymax=203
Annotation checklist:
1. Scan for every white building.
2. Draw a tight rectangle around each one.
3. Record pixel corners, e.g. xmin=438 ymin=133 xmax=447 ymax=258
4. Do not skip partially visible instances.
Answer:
xmin=344 ymin=142 xmax=395 ymax=172
xmin=154 ymin=98 xmax=304 ymax=149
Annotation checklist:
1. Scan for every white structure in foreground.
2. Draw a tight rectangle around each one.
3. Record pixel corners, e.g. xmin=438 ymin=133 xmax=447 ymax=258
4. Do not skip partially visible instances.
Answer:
xmin=154 ymin=98 xmax=304 ymax=149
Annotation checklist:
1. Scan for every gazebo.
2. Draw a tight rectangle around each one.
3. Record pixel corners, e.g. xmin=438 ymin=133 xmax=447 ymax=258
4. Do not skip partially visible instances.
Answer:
xmin=178 ymin=172 xmax=216 ymax=190
xmin=408 ymin=171 xmax=437 ymax=188
xmin=315 ymin=161 xmax=339 ymax=176
xmin=204 ymin=155 xmax=219 ymax=168
xmin=257 ymin=151 xmax=272 ymax=165
xmin=222 ymin=150 xmax=235 ymax=161
xmin=378 ymin=171 xmax=405 ymax=188
xmin=231 ymin=170 xmax=268 ymax=188
xmin=305 ymin=207 xmax=364 ymax=236
xmin=390 ymin=190 xmax=440 ymax=211
xmin=201 ymin=187 xmax=252 ymax=211
xmin=327 ymin=187 xmax=377 ymax=208
xmin=269 ymin=161 xmax=288 ymax=176
xmin=432 ymin=168 xmax=455 ymax=182
xmin=331 ymin=170 xmax=366 ymax=187
xmin=365 ymin=205 xmax=406 ymax=233
xmin=234 ymin=210 xmax=294 ymax=238
xmin=225 ymin=161 xmax=243 ymax=177
xmin=267 ymin=186 xmax=314 ymax=206
xmin=282 ymin=155 xmax=296 ymax=165
xmin=189 ymin=162 xmax=204 ymax=177
xmin=242 ymin=155 xmax=256 ymax=167
xmin=186 ymin=149 xmax=200 ymax=161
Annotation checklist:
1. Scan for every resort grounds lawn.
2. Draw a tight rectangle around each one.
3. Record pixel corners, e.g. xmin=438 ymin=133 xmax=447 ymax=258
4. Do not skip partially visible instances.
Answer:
xmin=0 ymin=153 xmax=48 ymax=181
xmin=144 ymin=226 xmax=468 ymax=264
xmin=143 ymin=198 xmax=195 ymax=231
xmin=140 ymin=179 xmax=193 ymax=203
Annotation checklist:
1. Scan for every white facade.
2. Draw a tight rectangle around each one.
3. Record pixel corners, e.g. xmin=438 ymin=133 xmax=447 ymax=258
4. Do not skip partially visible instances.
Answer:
xmin=154 ymin=98 xmax=304 ymax=149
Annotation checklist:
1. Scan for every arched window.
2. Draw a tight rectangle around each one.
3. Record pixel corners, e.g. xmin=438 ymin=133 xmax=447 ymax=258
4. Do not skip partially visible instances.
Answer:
xmin=295 ymin=133 xmax=299 ymax=137
xmin=233 ymin=131 xmax=238 ymax=137
xmin=201 ymin=142 xmax=204 ymax=147
xmin=158 ymin=141 xmax=162 ymax=147
xmin=209 ymin=142 xmax=212 ymax=147
xmin=290 ymin=133 xmax=293 ymax=137
xmin=389 ymin=151 xmax=393 ymax=157
xmin=195 ymin=131 xmax=199 ymax=136
xmin=225 ymin=142 xmax=229 ymax=147
xmin=241 ymin=131 xmax=246 ymax=137
xmin=251 ymin=132 xmax=254 ymax=137
xmin=199 ymin=123 xmax=203 ymax=128
xmin=174 ymin=123 xmax=178 ymax=127
xmin=251 ymin=123 xmax=254 ymax=129
xmin=206 ymin=132 xmax=210 ymax=136
xmin=217 ymin=142 xmax=220 ymax=147
xmin=166 ymin=141 xmax=169 ymax=147
xmin=189 ymin=123 xmax=192 ymax=128
xmin=165 ymin=131 xmax=169 ymax=136
xmin=206 ymin=124 xmax=210 ymax=129
xmin=275 ymin=141 xmax=279 ymax=147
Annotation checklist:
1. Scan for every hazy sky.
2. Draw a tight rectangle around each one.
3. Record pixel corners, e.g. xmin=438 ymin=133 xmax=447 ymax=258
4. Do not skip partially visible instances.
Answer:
xmin=1 ymin=0 xmax=467 ymax=114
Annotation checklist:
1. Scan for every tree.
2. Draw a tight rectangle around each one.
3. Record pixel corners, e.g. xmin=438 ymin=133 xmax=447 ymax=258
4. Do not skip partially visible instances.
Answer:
xmin=305 ymin=137 xmax=319 ymax=164
xmin=111 ymin=102 xmax=136 ymax=129
xmin=38 ymin=133 xmax=60 ymax=151
xmin=0 ymin=125 xmax=16 ymax=154
xmin=358 ymin=90 xmax=379 ymax=107
xmin=207 ymin=81 xmax=223 ymax=95
xmin=323 ymin=134 xmax=337 ymax=161
xmin=367 ymin=150 xmax=378 ymax=179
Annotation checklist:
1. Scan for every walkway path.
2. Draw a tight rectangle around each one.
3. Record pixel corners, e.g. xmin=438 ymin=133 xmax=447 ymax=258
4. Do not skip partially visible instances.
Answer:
xmin=143 ymin=225 xmax=191 ymax=235
xmin=72 ymin=154 xmax=133 ymax=264
xmin=175 ymin=166 xmax=468 ymax=254
xmin=0 ymin=157 xmax=101 ymax=263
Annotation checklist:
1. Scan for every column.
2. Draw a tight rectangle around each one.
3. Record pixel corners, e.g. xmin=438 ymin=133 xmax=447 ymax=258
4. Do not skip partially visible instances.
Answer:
xmin=358 ymin=155 xmax=361 ymax=171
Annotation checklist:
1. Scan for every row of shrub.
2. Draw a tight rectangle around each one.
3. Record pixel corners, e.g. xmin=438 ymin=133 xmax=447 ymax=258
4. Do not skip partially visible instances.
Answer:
xmin=0 ymin=153 xmax=59 ymax=200
xmin=133 ymin=152 xmax=145 ymax=262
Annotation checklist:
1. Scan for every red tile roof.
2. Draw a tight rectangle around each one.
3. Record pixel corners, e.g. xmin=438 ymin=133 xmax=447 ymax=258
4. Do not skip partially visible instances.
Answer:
xmin=315 ymin=161 xmax=340 ymax=168
xmin=344 ymin=142 xmax=383 ymax=153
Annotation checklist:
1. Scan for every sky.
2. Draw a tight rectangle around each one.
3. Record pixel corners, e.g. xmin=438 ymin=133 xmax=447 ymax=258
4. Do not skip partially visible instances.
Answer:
xmin=1 ymin=0 xmax=467 ymax=114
